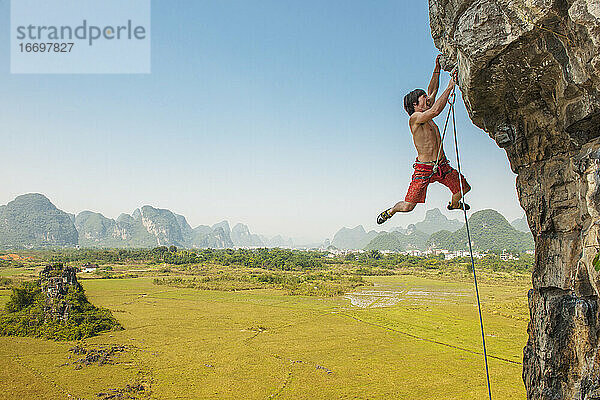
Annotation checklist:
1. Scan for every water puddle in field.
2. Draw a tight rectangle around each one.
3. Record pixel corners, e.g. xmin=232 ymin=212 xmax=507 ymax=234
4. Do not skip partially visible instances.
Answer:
xmin=344 ymin=284 xmax=470 ymax=309
xmin=343 ymin=290 xmax=404 ymax=308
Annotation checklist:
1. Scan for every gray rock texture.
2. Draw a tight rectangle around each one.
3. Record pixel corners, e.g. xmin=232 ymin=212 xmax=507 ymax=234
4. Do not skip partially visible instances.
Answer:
xmin=39 ymin=264 xmax=80 ymax=321
xmin=429 ymin=0 xmax=600 ymax=398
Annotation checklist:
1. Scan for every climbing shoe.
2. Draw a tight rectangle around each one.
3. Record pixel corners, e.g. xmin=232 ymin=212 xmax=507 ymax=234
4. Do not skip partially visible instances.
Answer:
xmin=447 ymin=201 xmax=470 ymax=211
xmin=377 ymin=209 xmax=392 ymax=224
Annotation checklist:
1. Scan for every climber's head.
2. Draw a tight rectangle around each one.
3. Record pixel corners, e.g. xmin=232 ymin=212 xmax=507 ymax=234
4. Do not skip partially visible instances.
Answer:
xmin=404 ymin=89 xmax=428 ymax=115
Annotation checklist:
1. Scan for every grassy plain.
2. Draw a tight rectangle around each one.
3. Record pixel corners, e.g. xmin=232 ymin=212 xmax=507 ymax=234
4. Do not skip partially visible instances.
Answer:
xmin=0 ymin=264 xmax=530 ymax=399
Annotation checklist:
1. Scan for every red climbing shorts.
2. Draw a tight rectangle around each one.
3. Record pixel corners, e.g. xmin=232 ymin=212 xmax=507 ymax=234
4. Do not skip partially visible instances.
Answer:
xmin=405 ymin=157 xmax=470 ymax=204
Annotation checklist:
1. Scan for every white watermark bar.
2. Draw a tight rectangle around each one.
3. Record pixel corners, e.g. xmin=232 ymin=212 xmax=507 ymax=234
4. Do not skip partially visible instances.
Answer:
xmin=11 ymin=0 xmax=151 ymax=74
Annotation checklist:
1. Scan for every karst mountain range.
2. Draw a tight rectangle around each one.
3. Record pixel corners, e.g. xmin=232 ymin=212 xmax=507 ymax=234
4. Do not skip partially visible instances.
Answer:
xmin=0 ymin=193 xmax=533 ymax=252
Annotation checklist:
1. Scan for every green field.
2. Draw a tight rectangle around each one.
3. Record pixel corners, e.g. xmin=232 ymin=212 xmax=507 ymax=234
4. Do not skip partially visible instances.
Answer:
xmin=0 ymin=269 xmax=529 ymax=399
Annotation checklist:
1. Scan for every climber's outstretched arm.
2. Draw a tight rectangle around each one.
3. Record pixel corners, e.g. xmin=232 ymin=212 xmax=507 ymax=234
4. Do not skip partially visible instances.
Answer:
xmin=427 ymin=55 xmax=442 ymax=103
xmin=412 ymin=73 xmax=455 ymax=125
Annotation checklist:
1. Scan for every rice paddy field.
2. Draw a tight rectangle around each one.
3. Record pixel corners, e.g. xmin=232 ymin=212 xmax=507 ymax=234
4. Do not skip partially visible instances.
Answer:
xmin=0 ymin=267 xmax=530 ymax=399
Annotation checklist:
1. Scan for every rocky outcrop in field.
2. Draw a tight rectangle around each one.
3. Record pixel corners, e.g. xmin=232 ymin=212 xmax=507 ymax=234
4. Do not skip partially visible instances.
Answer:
xmin=1 ymin=263 xmax=121 ymax=340
xmin=429 ymin=0 xmax=600 ymax=398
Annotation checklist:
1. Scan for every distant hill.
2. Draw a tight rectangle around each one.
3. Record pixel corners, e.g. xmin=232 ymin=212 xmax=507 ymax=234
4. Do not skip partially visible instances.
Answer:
xmin=231 ymin=223 xmax=265 ymax=247
xmin=427 ymin=209 xmax=534 ymax=252
xmin=390 ymin=226 xmax=408 ymax=234
xmin=212 ymin=221 xmax=231 ymax=236
xmin=364 ymin=228 xmax=429 ymax=252
xmin=363 ymin=232 xmax=402 ymax=251
xmin=0 ymin=194 xmax=78 ymax=248
xmin=387 ymin=209 xmax=462 ymax=236
xmin=413 ymin=208 xmax=463 ymax=235
xmin=132 ymin=206 xmax=189 ymax=247
xmin=362 ymin=209 xmax=534 ymax=253
xmin=331 ymin=226 xmax=378 ymax=250
xmin=76 ymin=206 xmax=192 ymax=248
xmin=337 ymin=208 xmax=463 ymax=251
xmin=75 ymin=211 xmax=124 ymax=247
xmin=260 ymin=234 xmax=294 ymax=248
xmin=511 ymin=215 xmax=530 ymax=233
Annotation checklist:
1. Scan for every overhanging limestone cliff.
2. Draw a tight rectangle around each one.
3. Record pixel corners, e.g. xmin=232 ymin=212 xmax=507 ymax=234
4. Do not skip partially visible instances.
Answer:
xmin=428 ymin=1 xmax=600 ymax=398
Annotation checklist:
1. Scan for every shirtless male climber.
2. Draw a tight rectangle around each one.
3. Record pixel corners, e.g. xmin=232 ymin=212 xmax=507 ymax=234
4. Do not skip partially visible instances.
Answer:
xmin=377 ymin=55 xmax=470 ymax=225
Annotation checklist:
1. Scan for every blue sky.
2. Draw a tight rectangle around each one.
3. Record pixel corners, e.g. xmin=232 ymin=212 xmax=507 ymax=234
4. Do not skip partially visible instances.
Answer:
xmin=0 ymin=1 xmax=523 ymax=243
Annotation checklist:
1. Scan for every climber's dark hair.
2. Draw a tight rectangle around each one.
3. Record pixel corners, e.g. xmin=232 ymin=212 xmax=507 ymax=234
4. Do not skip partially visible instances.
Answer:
xmin=404 ymin=89 xmax=426 ymax=115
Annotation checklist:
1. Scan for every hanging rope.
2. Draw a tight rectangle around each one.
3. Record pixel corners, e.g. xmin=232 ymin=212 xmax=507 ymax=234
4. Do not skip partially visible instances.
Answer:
xmin=432 ymin=94 xmax=453 ymax=175
xmin=447 ymin=91 xmax=493 ymax=400
xmin=431 ymin=67 xmax=460 ymax=178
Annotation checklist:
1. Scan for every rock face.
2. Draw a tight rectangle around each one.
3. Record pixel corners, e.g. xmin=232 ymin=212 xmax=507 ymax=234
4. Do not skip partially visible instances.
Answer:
xmin=39 ymin=264 xmax=80 ymax=321
xmin=429 ymin=1 xmax=600 ymax=398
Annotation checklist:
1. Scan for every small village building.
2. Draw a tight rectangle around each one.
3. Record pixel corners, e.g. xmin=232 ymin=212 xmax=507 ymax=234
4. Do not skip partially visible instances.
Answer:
xmin=81 ymin=263 xmax=98 ymax=273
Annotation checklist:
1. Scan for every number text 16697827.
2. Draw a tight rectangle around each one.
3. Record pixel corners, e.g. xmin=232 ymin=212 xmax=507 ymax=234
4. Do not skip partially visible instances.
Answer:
xmin=19 ymin=43 xmax=74 ymax=53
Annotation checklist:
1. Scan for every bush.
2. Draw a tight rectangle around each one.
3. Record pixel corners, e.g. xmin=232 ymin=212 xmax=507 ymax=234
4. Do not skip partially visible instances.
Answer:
xmin=5 ymin=282 xmax=40 ymax=312
xmin=0 ymin=278 xmax=13 ymax=289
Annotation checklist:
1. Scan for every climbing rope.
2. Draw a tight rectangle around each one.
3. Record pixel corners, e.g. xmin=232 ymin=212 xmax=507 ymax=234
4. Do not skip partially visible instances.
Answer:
xmin=447 ymin=91 xmax=493 ymax=400
xmin=432 ymin=93 xmax=453 ymax=175
xmin=431 ymin=67 xmax=460 ymax=178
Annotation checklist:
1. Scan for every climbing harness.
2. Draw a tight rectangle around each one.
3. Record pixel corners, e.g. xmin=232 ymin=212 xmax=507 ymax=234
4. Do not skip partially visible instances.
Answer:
xmin=411 ymin=158 xmax=451 ymax=181
xmin=447 ymin=89 xmax=493 ymax=400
